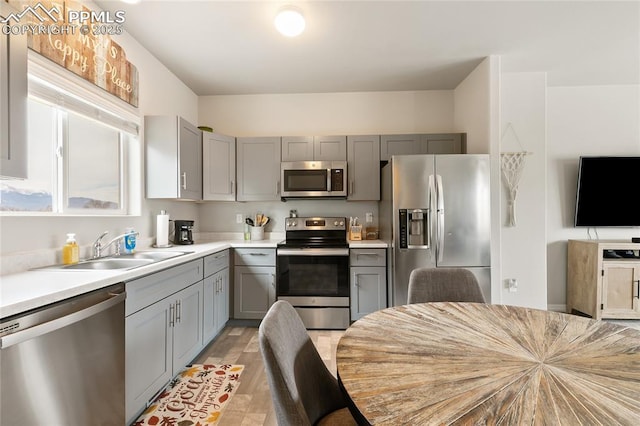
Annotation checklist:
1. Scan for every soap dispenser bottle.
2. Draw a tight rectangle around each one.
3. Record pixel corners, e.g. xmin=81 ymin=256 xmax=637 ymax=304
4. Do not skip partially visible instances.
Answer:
xmin=62 ymin=233 xmax=79 ymax=264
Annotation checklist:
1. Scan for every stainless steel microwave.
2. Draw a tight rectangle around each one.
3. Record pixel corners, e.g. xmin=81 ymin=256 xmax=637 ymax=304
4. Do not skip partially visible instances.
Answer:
xmin=280 ymin=161 xmax=347 ymax=198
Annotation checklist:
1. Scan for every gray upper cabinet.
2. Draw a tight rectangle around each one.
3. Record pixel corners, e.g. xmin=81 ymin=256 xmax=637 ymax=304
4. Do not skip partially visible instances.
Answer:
xmin=145 ymin=116 xmax=203 ymax=200
xmin=203 ymin=132 xmax=236 ymax=201
xmin=1 ymin=2 xmax=28 ymax=179
xmin=282 ymin=135 xmax=346 ymax=161
xmin=380 ymin=134 xmax=420 ymax=161
xmin=314 ymin=135 xmax=347 ymax=160
xmin=380 ymin=133 xmax=465 ymax=161
xmin=347 ymin=135 xmax=380 ymax=201
xmin=281 ymin=136 xmax=313 ymax=161
xmin=236 ymin=137 xmax=281 ymax=201
xmin=418 ymin=133 xmax=465 ymax=154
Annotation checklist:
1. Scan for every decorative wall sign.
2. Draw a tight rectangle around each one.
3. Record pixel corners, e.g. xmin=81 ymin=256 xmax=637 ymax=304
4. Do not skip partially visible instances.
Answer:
xmin=19 ymin=0 xmax=139 ymax=107
xmin=500 ymin=123 xmax=531 ymax=227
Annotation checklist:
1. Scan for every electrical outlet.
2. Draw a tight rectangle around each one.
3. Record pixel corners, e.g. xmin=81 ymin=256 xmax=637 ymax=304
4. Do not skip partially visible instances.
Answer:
xmin=507 ymin=278 xmax=518 ymax=293
xmin=235 ymin=213 xmax=243 ymax=224
xmin=365 ymin=212 xmax=373 ymax=223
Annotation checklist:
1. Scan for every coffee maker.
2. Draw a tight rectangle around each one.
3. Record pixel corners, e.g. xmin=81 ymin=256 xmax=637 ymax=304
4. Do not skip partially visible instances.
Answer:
xmin=173 ymin=220 xmax=194 ymax=245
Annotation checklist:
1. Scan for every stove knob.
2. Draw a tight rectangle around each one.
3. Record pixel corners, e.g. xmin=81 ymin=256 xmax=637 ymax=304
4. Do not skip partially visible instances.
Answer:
xmin=334 ymin=221 xmax=338 ymax=226
xmin=339 ymin=221 xmax=344 ymax=226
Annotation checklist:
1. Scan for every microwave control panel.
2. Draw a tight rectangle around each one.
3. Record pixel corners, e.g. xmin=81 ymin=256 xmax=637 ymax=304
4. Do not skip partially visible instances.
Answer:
xmin=331 ymin=169 xmax=344 ymax=192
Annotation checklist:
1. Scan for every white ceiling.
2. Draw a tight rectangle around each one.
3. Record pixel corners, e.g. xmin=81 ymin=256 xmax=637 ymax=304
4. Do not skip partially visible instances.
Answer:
xmin=94 ymin=0 xmax=640 ymax=96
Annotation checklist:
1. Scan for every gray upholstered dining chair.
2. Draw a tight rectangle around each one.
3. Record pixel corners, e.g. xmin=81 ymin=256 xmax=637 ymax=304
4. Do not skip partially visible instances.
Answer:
xmin=258 ymin=300 xmax=357 ymax=426
xmin=407 ymin=267 xmax=486 ymax=304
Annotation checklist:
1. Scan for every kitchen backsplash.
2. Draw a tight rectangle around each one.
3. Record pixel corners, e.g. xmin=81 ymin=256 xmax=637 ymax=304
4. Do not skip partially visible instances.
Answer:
xmin=1 ymin=199 xmax=378 ymax=275
xmin=198 ymin=199 xmax=379 ymax=233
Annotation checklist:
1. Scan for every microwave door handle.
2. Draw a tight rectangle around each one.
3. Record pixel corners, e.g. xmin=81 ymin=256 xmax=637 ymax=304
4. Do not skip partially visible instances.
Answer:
xmin=327 ymin=169 xmax=332 ymax=192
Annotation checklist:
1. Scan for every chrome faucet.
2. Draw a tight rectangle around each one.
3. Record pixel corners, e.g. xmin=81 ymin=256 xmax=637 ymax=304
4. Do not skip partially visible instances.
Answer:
xmin=92 ymin=231 xmax=139 ymax=259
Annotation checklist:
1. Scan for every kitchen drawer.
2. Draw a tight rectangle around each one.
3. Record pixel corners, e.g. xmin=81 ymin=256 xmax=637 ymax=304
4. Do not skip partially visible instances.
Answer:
xmin=234 ymin=248 xmax=275 ymax=266
xmin=350 ymin=249 xmax=386 ymax=267
xmin=204 ymin=250 xmax=229 ymax=277
xmin=125 ymin=259 xmax=204 ymax=316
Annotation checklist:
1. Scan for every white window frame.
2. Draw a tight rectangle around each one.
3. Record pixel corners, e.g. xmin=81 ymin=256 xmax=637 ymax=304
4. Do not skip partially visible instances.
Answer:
xmin=60 ymin=110 xmax=128 ymax=215
xmin=0 ymin=51 xmax=141 ymax=216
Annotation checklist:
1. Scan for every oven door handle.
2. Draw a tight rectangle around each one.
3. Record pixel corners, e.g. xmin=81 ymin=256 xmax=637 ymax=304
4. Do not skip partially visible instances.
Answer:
xmin=277 ymin=248 xmax=349 ymax=256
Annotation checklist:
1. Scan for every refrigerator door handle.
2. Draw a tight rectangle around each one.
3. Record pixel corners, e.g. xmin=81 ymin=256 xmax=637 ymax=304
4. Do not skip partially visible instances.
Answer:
xmin=428 ymin=174 xmax=436 ymax=250
xmin=436 ymin=174 xmax=444 ymax=263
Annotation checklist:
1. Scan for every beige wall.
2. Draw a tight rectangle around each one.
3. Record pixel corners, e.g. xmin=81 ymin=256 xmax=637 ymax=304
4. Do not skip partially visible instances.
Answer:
xmin=500 ymin=72 xmax=548 ymax=309
xmin=546 ymin=84 xmax=640 ymax=311
xmin=196 ymin=90 xmax=456 ymax=235
xmin=198 ymin=90 xmax=454 ymax=137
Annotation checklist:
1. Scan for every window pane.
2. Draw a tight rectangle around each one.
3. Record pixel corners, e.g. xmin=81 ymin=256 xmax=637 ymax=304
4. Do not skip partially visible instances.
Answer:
xmin=67 ymin=113 xmax=121 ymax=210
xmin=0 ymin=99 xmax=55 ymax=211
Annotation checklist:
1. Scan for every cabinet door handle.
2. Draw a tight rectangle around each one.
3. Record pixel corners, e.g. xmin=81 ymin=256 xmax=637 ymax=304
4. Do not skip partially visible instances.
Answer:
xmin=350 ymin=180 xmax=354 ymax=195
xmin=276 ymin=181 xmax=280 ymax=195
xmin=272 ymin=273 xmax=276 ymax=288
xmin=176 ymin=300 xmax=181 ymax=323
xmin=169 ymin=304 xmax=175 ymax=327
xmin=230 ymin=180 xmax=235 ymax=194
xmin=354 ymin=275 xmax=359 ymax=287
xmin=634 ymin=280 xmax=640 ymax=299
xmin=181 ymin=172 xmax=187 ymax=189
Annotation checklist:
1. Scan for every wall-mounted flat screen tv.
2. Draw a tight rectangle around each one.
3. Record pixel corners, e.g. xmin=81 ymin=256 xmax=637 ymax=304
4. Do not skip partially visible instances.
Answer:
xmin=574 ymin=156 xmax=640 ymax=227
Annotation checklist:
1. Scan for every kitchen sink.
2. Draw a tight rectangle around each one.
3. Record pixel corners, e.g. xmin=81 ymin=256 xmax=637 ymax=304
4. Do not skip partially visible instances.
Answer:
xmin=59 ymin=258 xmax=154 ymax=270
xmin=39 ymin=250 xmax=192 ymax=271
xmin=117 ymin=251 xmax=190 ymax=262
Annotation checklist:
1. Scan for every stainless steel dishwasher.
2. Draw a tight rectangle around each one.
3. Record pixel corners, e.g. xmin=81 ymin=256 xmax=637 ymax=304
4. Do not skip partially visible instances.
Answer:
xmin=0 ymin=283 xmax=125 ymax=426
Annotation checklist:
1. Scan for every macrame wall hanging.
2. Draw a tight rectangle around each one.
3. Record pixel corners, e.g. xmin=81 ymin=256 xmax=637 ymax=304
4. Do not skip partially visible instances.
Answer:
xmin=500 ymin=123 xmax=532 ymax=227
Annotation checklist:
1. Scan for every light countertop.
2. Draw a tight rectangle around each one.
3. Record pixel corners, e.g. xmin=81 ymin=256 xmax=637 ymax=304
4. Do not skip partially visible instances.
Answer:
xmin=348 ymin=240 xmax=388 ymax=248
xmin=0 ymin=238 xmax=387 ymax=319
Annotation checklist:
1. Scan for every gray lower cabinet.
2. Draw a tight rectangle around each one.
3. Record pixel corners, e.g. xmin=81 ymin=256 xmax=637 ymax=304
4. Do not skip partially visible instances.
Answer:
xmin=380 ymin=133 xmax=465 ymax=161
xmin=233 ymin=248 xmax=276 ymax=319
xmin=125 ymin=259 xmax=204 ymax=424
xmin=236 ymin=137 xmax=281 ymax=201
xmin=203 ymin=250 xmax=230 ymax=343
xmin=347 ymin=135 xmax=380 ymax=201
xmin=350 ymin=249 xmax=387 ymax=320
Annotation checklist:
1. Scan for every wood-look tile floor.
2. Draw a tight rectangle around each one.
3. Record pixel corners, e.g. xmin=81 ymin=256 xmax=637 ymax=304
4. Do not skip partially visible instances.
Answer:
xmin=194 ymin=326 xmax=345 ymax=426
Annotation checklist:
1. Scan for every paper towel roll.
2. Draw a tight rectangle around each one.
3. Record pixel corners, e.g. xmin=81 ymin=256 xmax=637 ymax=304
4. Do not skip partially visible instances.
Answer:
xmin=156 ymin=212 xmax=170 ymax=247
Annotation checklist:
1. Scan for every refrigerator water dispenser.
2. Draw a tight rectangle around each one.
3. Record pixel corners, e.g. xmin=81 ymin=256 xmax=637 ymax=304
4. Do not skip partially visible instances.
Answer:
xmin=399 ymin=208 xmax=429 ymax=249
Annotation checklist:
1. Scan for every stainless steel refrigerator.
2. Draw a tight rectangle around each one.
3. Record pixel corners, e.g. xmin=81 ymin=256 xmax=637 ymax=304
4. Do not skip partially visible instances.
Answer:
xmin=379 ymin=154 xmax=491 ymax=306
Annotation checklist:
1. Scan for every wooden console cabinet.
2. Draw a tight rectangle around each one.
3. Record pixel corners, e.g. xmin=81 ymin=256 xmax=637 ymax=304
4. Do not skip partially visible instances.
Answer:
xmin=567 ymin=240 xmax=640 ymax=319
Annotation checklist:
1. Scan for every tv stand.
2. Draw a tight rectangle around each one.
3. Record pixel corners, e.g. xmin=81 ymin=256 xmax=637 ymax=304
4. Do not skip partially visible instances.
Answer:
xmin=567 ymin=239 xmax=640 ymax=320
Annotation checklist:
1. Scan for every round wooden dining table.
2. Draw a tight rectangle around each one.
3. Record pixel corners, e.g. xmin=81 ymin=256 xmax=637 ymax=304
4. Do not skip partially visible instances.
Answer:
xmin=336 ymin=302 xmax=640 ymax=425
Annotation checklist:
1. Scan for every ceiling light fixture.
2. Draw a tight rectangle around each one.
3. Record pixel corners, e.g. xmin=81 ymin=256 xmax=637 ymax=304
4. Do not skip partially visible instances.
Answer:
xmin=121 ymin=0 xmax=141 ymax=4
xmin=274 ymin=6 xmax=305 ymax=37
